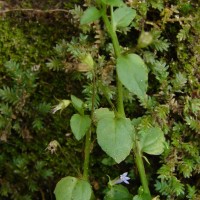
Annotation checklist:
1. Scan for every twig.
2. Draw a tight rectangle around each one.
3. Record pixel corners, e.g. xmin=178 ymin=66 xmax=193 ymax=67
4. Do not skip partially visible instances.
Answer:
xmin=39 ymin=188 xmax=46 ymax=200
xmin=145 ymin=21 xmax=160 ymax=29
xmin=0 ymin=8 xmax=69 ymax=14
xmin=166 ymin=16 xmax=193 ymax=23
xmin=145 ymin=16 xmax=194 ymax=29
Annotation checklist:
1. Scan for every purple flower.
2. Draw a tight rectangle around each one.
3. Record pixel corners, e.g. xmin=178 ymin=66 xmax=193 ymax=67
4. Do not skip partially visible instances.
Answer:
xmin=116 ymin=172 xmax=130 ymax=184
xmin=109 ymin=172 xmax=131 ymax=186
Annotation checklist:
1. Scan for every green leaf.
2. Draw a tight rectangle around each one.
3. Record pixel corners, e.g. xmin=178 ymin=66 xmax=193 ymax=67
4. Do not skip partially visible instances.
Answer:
xmin=0 ymin=86 xmax=19 ymax=105
xmin=70 ymin=114 xmax=91 ymax=140
xmin=54 ymin=176 xmax=92 ymax=200
xmin=151 ymin=30 xmax=169 ymax=52
xmin=80 ymin=53 xmax=94 ymax=70
xmin=97 ymin=115 xmax=134 ymax=163
xmin=80 ymin=7 xmax=101 ymax=25
xmin=71 ymin=95 xmax=84 ymax=115
xmin=132 ymin=186 xmax=151 ymax=200
xmin=94 ymin=108 xmax=115 ymax=121
xmin=113 ymin=6 xmax=136 ymax=29
xmin=138 ymin=127 xmax=165 ymax=155
xmin=104 ymin=185 xmax=133 ymax=200
xmin=101 ymin=157 xmax=116 ymax=166
xmin=101 ymin=0 xmax=125 ymax=6
xmin=116 ymin=54 xmax=148 ymax=101
xmin=132 ymin=193 xmax=151 ymax=200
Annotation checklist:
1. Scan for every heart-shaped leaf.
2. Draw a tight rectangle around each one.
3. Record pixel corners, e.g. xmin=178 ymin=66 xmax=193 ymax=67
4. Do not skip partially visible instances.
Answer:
xmin=97 ymin=114 xmax=134 ymax=163
xmin=138 ymin=127 xmax=165 ymax=155
xmin=80 ymin=7 xmax=101 ymax=25
xmin=116 ymin=54 xmax=148 ymax=101
xmin=113 ymin=6 xmax=136 ymax=29
xmin=70 ymin=114 xmax=91 ymax=140
xmin=54 ymin=176 xmax=92 ymax=200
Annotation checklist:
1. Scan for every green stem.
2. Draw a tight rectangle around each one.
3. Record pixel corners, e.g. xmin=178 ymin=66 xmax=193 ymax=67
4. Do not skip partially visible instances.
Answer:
xmin=135 ymin=143 xmax=151 ymax=198
xmin=101 ymin=4 xmax=151 ymax=197
xmin=83 ymin=129 xmax=92 ymax=181
xmin=100 ymin=83 xmax=116 ymax=112
xmin=83 ymin=71 xmax=96 ymax=181
xmin=101 ymin=5 xmax=125 ymax=117
xmin=116 ymin=78 xmax=125 ymax=117
xmin=60 ymin=147 xmax=81 ymax=175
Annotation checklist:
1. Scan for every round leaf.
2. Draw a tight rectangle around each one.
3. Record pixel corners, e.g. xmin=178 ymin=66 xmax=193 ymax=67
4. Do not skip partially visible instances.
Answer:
xmin=133 ymin=193 xmax=151 ymax=200
xmin=138 ymin=127 xmax=165 ymax=155
xmin=104 ymin=185 xmax=133 ymax=200
xmin=94 ymin=108 xmax=115 ymax=122
xmin=113 ymin=6 xmax=136 ymax=29
xmin=116 ymin=54 xmax=148 ymax=101
xmin=97 ymin=116 xmax=134 ymax=163
xmin=71 ymin=179 xmax=93 ymax=200
xmin=70 ymin=114 xmax=91 ymax=140
xmin=80 ymin=7 xmax=101 ymax=25
xmin=54 ymin=176 xmax=92 ymax=200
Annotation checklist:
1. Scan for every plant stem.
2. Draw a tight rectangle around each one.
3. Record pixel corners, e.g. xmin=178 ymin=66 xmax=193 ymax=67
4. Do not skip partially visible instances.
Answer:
xmin=116 ymin=78 xmax=125 ymax=117
xmin=101 ymin=4 xmax=151 ymax=197
xmin=83 ymin=129 xmax=92 ymax=181
xmin=135 ymin=143 xmax=151 ymax=198
xmin=100 ymin=82 xmax=116 ymax=112
xmin=101 ymin=5 xmax=125 ymax=117
xmin=60 ymin=147 xmax=81 ymax=175
xmin=83 ymin=71 xmax=96 ymax=181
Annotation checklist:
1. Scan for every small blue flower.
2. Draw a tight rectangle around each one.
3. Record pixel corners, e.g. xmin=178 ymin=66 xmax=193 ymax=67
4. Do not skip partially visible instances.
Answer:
xmin=115 ymin=172 xmax=130 ymax=184
xmin=109 ymin=172 xmax=130 ymax=186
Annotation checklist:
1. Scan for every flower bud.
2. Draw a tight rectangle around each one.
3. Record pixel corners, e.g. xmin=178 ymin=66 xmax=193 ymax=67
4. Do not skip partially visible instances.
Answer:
xmin=137 ymin=31 xmax=153 ymax=48
xmin=52 ymin=100 xmax=71 ymax=114
xmin=78 ymin=54 xmax=94 ymax=72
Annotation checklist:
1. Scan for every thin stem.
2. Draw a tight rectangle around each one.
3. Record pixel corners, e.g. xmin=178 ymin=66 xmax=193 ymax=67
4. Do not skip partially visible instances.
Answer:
xmin=59 ymin=147 xmax=81 ymax=175
xmin=116 ymin=78 xmax=125 ymax=117
xmin=0 ymin=8 xmax=69 ymax=14
xmin=101 ymin=5 xmax=125 ymax=117
xmin=134 ymin=143 xmax=151 ymax=198
xmin=100 ymin=84 xmax=116 ymax=112
xmin=101 ymin=4 xmax=151 ymax=197
xmin=83 ymin=129 xmax=92 ymax=181
xmin=83 ymin=71 xmax=96 ymax=181
xmin=39 ymin=189 xmax=45 ymax=200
